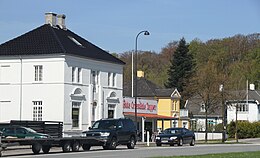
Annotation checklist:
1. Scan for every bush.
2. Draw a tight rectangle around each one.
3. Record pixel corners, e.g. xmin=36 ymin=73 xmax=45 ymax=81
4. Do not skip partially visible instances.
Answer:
xmin=227 ymin=121 xmax=260 ymax=139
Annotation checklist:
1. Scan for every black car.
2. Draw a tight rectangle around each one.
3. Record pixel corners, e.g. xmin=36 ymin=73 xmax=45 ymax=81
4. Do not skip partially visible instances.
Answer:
xmin=155 ymin=128 xmax=195 ymax=146
xmin=82 ymin=118 xmax=137 ymax=150
xmin=0 ymin=125 xmax=50 ymax=139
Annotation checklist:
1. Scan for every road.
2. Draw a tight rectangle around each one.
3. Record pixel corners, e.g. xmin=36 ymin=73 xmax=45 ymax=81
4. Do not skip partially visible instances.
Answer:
xmin=2 ymin=143 xmax=260 ymax=158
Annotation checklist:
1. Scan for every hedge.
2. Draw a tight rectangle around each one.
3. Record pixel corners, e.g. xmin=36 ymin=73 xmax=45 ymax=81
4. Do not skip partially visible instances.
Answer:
xmin=227 ymin=121 xmax=260 ymax=139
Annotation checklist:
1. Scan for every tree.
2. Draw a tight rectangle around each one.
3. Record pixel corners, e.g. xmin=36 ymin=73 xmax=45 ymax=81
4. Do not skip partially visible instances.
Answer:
xmin=190 ymin=59 xmax=221 ymax=142
xmin=165 ymin=38 xmax=194 ymax=95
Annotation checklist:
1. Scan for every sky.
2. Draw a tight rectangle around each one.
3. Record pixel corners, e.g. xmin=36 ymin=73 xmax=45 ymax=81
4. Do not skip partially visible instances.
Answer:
xmin=0 ymin=0 xmax=259 ymax=54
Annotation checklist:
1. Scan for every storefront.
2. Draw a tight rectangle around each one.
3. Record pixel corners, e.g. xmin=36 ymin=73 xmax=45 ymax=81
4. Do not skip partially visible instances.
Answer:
xmin=123 ymin=97 xmax=177 ymax=142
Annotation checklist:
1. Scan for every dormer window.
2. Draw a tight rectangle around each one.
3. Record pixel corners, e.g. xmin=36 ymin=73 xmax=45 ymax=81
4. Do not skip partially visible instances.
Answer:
xmin=68 ymin=36 xmax=83 ymax=47
xmin=200 ymin=103 xmax=206 ymax=112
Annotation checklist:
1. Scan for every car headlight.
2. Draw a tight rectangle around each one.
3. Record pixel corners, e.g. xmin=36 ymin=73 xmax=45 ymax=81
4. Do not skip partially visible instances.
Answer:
xmin=155 ymin=136 xmax=160 ymax=140
xmin=38 ymin=135 xmax=48 ymax=138
xmin=81 ymin=133 xmax=86 ymax=137
xmin=170 ymin=136 xmax=177 ymax=140
xmin=100 ymin=132 xmax=110 ymax=137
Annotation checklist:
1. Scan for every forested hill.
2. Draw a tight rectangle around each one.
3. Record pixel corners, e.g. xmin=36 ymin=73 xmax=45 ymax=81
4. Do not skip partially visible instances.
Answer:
xmin=118 ymin=33 xmax=260 ymax=91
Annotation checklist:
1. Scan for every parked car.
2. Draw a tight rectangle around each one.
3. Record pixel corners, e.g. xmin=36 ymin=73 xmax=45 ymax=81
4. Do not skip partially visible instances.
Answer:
xmin=0 ymin=125 xmax=50 ymax=139
xmin=155 ymin=128 xmax=195 ymax=146
xmin=82 ymin=118 xmax=137 ymax=150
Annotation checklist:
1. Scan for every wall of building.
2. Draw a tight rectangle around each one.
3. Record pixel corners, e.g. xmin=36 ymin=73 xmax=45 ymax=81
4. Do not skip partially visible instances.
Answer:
xmin=0 ymin=55 xmax=124 ymax=134
xmin=157 ymin=98 xmax=172 ymax=129
xmin=227 ymin=103 xmax=259 ymax=123
xmin=0 ymin=56 xmax=65 ymax=122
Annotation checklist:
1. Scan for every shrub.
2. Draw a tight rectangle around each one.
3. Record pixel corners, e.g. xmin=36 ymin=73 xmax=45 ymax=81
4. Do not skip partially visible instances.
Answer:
xmin=227 ymin=121 xmax=260 ymax=139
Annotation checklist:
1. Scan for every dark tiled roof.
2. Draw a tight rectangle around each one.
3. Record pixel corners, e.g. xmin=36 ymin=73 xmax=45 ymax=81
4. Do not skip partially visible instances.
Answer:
xmin=186 ymin=95 xmax=222 ymax=118
xmin=123 ymin=77 xmax=176 ymax=97
xmin=0 ymin=24 xmax=125 ymax=65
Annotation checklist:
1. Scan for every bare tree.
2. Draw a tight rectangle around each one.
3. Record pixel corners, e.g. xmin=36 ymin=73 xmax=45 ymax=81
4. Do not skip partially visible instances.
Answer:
xmin=191 ymin=60 xmax=221 ymax=142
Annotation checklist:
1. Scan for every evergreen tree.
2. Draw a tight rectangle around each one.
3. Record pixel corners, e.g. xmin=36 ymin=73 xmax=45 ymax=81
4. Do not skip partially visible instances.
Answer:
xmin=164 ymin=38 xmax=193 ymax=93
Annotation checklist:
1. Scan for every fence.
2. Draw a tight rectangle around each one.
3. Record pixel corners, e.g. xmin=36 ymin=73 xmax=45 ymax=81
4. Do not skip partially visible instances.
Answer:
xmin=194 ymin=132 xmax=223 ymax=140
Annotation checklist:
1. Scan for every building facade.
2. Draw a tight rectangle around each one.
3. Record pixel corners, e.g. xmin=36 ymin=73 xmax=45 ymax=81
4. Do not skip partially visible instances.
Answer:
xmin=0 ymin=13 xmax=124 ymax=135
xmin=226 ymin=87 xmax=260 ymax=123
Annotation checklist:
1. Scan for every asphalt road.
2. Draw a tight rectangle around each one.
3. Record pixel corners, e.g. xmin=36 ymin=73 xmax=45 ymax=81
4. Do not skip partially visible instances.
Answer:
xmin=2 ymin=140 xmax=260 ymax=158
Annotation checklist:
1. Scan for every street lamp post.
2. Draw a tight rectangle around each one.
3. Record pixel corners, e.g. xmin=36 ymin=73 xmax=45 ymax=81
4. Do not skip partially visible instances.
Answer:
xmin=219 ymin=84 xmax=226 ymax=143
xmin=133 ymin=30 xmax=150 ymax=129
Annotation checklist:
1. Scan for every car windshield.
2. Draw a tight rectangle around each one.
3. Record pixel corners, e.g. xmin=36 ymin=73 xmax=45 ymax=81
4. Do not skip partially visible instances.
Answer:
xmin=92 ymin=120 xmax=117 ymax=129
xmin=24 ymin=127 xmax=37 ymax=133
xmin=163 ymin=129 xmax=182 ymax=134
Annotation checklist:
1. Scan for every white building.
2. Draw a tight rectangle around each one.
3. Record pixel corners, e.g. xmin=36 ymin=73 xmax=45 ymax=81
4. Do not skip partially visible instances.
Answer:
xmin=227 ymin=85 xmax=260 ymax=123
xmin=0 ymin=13 xmax=125 ymax=135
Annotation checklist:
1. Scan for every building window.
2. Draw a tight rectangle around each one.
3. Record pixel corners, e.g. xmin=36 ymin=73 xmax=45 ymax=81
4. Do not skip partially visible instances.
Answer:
xmin=172 ymin=120 xmax=177 ymax=128
xmin=108 ymin=72 xmax=111 ymax=86
xmin=172 ymin=101 xmax=177 ymax=111
xmin=33 ymin=101 xmax=42 ymax=121
xmin=112 ymin=73 xmax=116 ymax=87
xmin=72 ymin=102 xmax=80 ymax=128
xmin=182 ymin=122 xmax=187 ymax=128
xmin=77 ymin=68 xmax=82 ymax=83
xmin=237 ymin=104 xmax=248 ymax=112
xmin=91 ymin=70 xmax=100 ymax=92
xmin=108 ymin=104 xmax=115 ymax=118
xmin=34 ymin=65 xmax=43 ymax=81
xmin=200 ymin=104 xmax=206 ymax=112
xmin=72 ymin=67 xmax=76 ymax=83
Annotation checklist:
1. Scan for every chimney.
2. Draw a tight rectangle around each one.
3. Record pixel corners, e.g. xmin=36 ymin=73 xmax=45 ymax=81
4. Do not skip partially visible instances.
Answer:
xmin=249 ymin=84 xmax=255 ymax=91
xmin=137 ymin=70 xmax=144 ymax=78
xmin=57 ymin=14 xmax=66 ymax=29
xmin=45 ymin=12 xmax=57 ymax=27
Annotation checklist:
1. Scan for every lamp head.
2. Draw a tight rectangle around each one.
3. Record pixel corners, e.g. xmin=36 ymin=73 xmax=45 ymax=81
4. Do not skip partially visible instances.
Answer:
xmin=144 ymin=31 xmax=150 ymax=35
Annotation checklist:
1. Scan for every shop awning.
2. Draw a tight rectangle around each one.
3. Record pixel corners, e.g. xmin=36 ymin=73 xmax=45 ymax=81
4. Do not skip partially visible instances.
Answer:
xmin=123 ymin=112 xmax=177 ymax=120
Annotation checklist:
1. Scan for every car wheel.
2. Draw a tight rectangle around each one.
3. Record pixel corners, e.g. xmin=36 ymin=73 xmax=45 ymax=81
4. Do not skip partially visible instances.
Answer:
xmin=42 ymin=145 xmax=51 ymax=154
xmin=170 ymin=143 xmax=174 ymax=146
xmin=178 ymin=138 xmax=183 ymax=146
xmin=32 ymin=143 xmax=42 ymax=154
xmin=190 ymin=138 xmax=195 ymax=146
xmin=72 ymin=141 xmax=80 ymax=152
xmin=156 ymin=143 xmax=162 ymax=146
xmin=103 ymin=145 xmax=109 ymax=150
xmin=127 ymin=136 xmax=135 ymax=149
xmin=109 ymin=137 xmax=117 ymax=150
xmin=62 ymin=141 xmax=71 ymax=152
xmin=82 ymin=144 xmax=91 ymax=151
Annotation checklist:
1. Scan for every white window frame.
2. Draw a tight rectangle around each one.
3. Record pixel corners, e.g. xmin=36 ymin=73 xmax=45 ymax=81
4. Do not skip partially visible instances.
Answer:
xmin=34 ymin=65 xmax=43 ymax=81
xmin=200 ymin=103 xmax=206 ymax=112
xmin=32 ymin=101 xmax=43 ymax=121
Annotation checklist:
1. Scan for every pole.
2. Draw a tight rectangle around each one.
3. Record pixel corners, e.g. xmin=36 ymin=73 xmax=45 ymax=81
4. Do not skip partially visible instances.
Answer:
xmin=19 ymin=55 xmax=23 ymax=120
xmin=221 ymin=84 xmax=225 ymax=143
xmin=134 ymin=31 xmax=150 ymax=130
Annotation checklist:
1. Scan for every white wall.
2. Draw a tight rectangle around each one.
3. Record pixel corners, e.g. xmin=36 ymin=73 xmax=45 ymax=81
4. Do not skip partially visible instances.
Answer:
xmin=0 ymin=56 xmax=65 ymax=122
xmin=0 ymin=55 xmax=124 ymax=134
xmin=227 ymin=103 xmax=259 ymax=123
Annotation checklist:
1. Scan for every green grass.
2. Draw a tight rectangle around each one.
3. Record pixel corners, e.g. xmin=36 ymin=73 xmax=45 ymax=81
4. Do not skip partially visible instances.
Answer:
xmin=152 ymin=151 xmax=260 ymax=158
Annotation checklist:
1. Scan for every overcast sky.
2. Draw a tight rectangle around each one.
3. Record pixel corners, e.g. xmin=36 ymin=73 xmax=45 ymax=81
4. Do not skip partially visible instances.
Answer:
xmin=0 ymin=0 xmax=259 ymax=53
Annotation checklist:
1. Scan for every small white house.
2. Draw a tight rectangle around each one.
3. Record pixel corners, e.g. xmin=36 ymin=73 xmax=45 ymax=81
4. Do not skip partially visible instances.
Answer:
xmin=227 ymin=86 xmax=260 ymax=123
xmin=0 ymin=13 xmax=125 ymax=135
